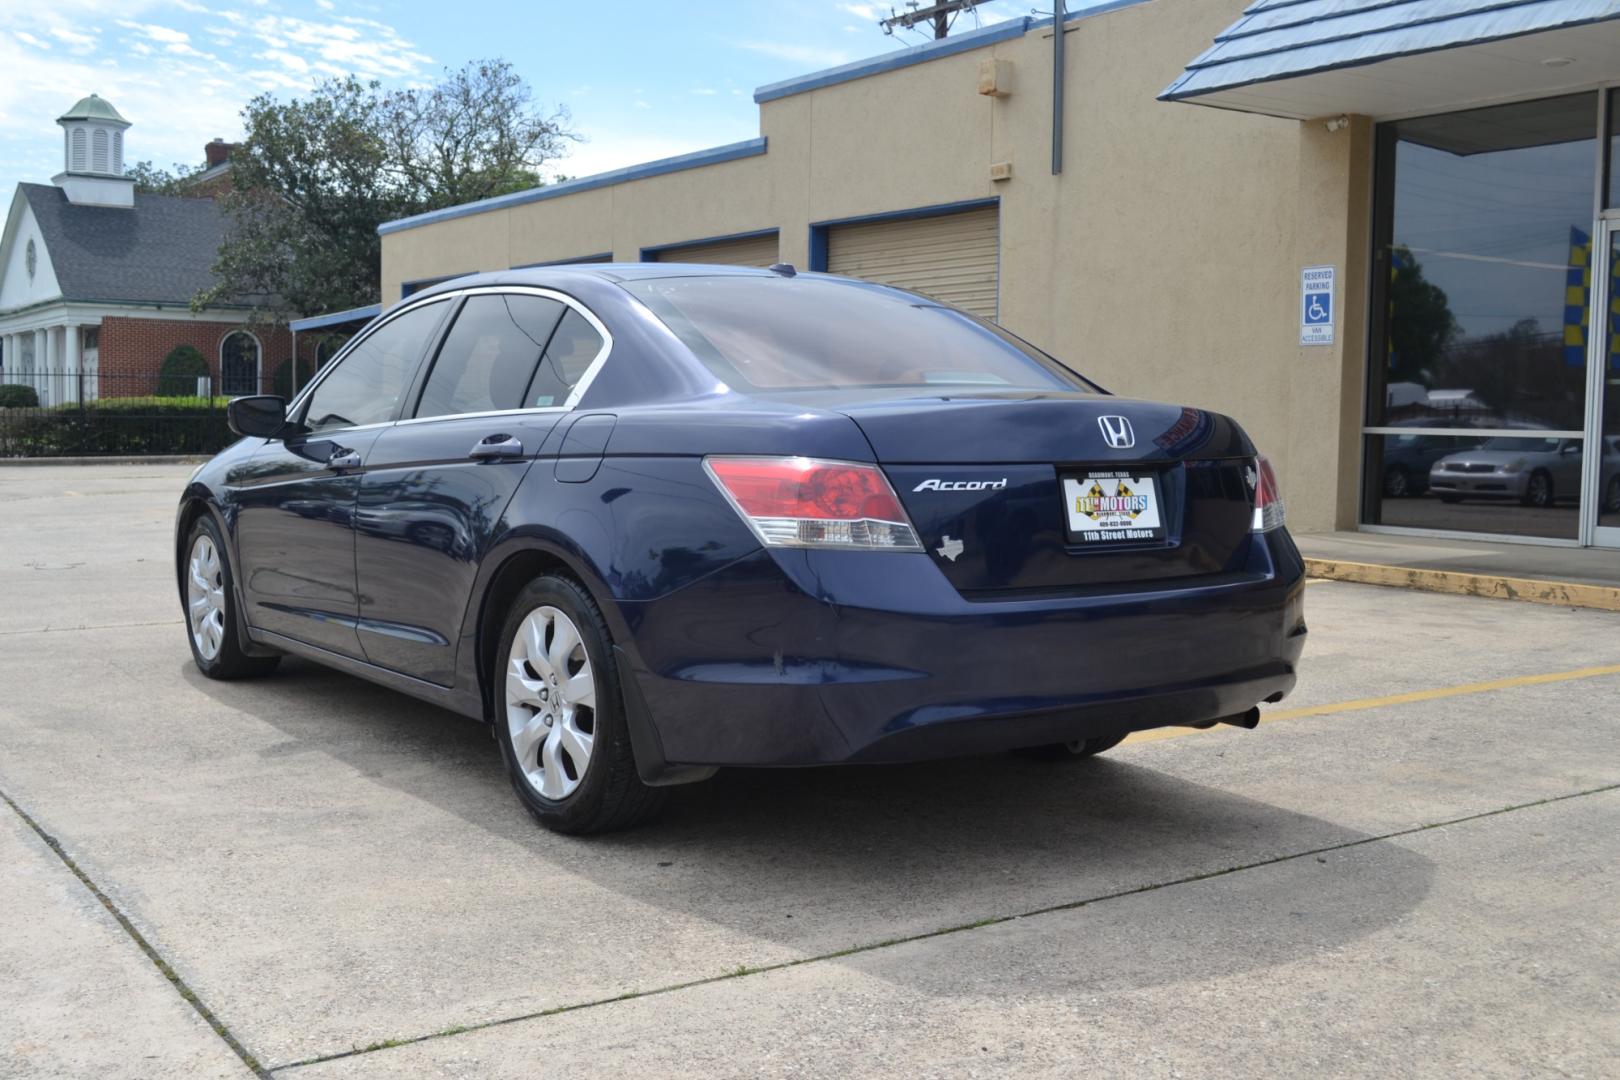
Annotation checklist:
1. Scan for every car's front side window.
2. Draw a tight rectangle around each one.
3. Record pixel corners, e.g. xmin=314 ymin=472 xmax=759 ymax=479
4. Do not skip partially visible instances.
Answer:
xmin=415 ymin=294 xmax=566 ymax=419
xmin=301 ymin=299 xmax=448 ymax=433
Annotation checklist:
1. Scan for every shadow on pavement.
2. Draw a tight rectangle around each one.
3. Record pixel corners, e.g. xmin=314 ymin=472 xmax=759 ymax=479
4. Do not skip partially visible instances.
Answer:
xmin=188 ymin=653 xmax=1435 ymax=999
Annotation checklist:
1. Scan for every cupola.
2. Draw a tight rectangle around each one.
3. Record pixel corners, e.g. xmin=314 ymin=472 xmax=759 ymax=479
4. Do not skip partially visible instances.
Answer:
xmin=54 ymin=94 xmax=135 ymax=208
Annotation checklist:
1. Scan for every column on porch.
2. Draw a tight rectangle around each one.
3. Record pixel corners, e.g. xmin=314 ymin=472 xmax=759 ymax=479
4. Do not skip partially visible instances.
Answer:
xmin=61 ymin=323 xmax=81 ymax=403
xmin=35 ymin=328 xmax=50 ymax=405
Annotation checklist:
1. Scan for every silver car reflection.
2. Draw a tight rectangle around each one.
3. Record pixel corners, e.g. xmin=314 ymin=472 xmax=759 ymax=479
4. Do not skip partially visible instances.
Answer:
xmin=1428 ymin=437 xmax=1582 ymax=508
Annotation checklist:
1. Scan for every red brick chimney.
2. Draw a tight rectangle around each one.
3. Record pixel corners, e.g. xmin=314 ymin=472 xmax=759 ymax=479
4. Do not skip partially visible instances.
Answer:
xmin=204 ymin=139 xmax=235 ymax=168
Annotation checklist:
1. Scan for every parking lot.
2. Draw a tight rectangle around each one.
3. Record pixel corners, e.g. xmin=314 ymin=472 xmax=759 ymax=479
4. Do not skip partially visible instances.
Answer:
xmin=2 ymin=462 xmax=1617 ymax=1079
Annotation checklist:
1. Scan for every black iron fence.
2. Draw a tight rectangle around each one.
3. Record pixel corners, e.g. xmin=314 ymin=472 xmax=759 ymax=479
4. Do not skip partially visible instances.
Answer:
xmin=0 ymin=370 xmax=274 ymax=457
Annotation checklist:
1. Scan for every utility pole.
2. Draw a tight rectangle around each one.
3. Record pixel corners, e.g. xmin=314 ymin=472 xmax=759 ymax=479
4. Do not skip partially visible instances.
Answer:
xmin=879 ymin=0 xmax=986 ymax=40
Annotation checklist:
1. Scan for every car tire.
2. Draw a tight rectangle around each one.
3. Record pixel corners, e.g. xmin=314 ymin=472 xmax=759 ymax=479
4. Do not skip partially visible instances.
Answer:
xmin=182 ymin=516 xmax=281 ymax=680
xmin=1604 ymin=475 xmax=1620 ymax=514
xmin=1521 ymin=470 xmax=1553 ymax=508
xmin=1015 ymin=734 xmax=1126 ymax=761
xmin=494 ymin=574 xmax=668 ymax=834
xmin=1382 ymin=466 xmax=1410 ymax=498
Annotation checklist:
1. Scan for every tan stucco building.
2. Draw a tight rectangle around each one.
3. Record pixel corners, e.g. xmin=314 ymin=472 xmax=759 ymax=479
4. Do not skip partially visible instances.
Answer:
xmin=380 ymin=0 xmax=1620 ymax=549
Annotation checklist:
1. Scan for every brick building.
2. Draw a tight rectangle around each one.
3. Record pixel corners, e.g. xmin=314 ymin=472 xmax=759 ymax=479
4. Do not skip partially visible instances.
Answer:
xmin=0 ymin=94 xmax=299 ymax=403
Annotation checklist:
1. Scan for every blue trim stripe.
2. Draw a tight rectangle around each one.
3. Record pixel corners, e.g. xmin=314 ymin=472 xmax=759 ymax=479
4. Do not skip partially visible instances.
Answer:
xmin=754 ymin=0 xmax=1151 ymax=104
xmin=640 ymin=227 xmax=779 ymax=261
xmin=378 ymin=138 xmax=768 ymax=236
xmin=512 ymin=253 xmax=613 ymax=269
xmin=289 ymin=304 xmax=381 ymax=332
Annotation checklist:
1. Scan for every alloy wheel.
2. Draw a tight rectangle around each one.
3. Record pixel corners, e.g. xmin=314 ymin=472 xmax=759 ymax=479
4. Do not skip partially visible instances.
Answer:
xmin=505 ymin=605 xmax=598 ymax=800
xmin=1527 ymin=472 xmax=1552 ymax=507
xmin=1383 ymin=467 xmax=1409 ymax=498
xmin=187 ymin=534 xmax=227 ymax=661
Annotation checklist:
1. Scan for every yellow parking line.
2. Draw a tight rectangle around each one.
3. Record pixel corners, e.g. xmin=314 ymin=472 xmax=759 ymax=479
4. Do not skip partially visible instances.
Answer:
xmin=1125 ymin=662 xmax=1620 ymax=746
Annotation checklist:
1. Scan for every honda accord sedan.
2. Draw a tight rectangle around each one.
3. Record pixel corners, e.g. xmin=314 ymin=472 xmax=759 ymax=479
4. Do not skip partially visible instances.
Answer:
xmin=177 ymin=265 xmax=1306 ymax=833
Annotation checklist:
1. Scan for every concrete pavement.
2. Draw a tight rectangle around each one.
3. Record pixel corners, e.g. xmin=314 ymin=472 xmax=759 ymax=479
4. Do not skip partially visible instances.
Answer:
xmin=1 ymin=464 xmax=1616 ymax=1078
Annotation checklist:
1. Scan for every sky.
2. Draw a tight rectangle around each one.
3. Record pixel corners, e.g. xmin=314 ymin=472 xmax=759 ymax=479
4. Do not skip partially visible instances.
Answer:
xmin=0 ymin=0 xmax=1036 ymax=210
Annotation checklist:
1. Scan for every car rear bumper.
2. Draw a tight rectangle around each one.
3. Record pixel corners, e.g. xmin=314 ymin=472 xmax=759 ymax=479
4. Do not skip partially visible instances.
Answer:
xmin=615 ymin=531 xmax=1307 ymax=767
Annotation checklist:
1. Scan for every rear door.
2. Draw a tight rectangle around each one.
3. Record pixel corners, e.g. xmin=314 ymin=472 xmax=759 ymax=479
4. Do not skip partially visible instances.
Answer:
xmin=353 ymin=289 xmax=610 ymax=685
xmin=233 ymin=298 xmax=451 ymax=656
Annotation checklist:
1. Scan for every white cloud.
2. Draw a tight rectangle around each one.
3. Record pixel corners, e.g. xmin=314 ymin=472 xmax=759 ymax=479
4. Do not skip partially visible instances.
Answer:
xmin=838 ymin=2 xmax=880 ymax=18
xmin=634 ymin=99 xmax=650 ymax=109
xmin=0 ymin=2 xmax=434 ymax=211
xmin=47 ymin=26 xmax=99 ymax=53
xmin=316 ymin=0 xmax=335 ymax=8
xmin=734 ymin=40 xmax=853 ymax=66
xmin=691 ymin=87 xmax=718 ymax=96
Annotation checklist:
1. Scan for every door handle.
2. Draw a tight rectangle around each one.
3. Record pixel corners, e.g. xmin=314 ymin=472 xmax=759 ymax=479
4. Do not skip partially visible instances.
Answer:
xmin=328 ymin=448 xmax=362 ymax=471
xmin=469 ymin=434 xmax=524 ymax=461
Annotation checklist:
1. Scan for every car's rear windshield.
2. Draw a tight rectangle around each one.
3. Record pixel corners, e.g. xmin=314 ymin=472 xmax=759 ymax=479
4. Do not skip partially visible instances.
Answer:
xmin=622 ymin=275 xmax=1096 ymax=393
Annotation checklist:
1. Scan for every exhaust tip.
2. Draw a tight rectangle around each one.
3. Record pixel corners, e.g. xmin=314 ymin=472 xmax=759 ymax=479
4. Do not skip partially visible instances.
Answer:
xmin=1221 ymin=707 xmax=1261 ymax=730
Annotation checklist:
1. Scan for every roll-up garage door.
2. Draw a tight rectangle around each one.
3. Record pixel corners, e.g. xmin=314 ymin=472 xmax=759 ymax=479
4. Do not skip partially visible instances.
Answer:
xmin=826 ymin=205 xmax=999 ymax=320
xmin=648 ymin=231 xmax=779 ymax=267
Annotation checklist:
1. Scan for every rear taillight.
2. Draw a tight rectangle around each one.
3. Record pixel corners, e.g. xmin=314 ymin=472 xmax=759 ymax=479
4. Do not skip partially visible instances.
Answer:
xmin=704 ymin=456 xmax=923 ymax=552
xmin=1252 ymin=454 xmax=1285 ymax=533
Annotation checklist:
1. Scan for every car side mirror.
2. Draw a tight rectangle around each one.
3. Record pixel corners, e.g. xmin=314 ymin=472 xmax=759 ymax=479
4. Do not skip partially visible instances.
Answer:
xmin=1561 ymin=442 xmax=1580 ymax=455
xmin=227 ymin=395 xmax=290 ymax=439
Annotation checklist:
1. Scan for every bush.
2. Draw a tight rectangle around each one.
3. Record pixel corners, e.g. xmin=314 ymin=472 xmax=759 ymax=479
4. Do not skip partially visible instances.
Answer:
xmin=0 ymin=395 xmax=233 ymax=457
xmin=156 ymin=344 xmax=210 ymax=397
xmin=0 ymin=384 xmax=39 ymax=408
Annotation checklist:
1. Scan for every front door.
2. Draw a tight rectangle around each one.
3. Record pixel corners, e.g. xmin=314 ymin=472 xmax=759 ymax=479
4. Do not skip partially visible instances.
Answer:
xmin=1586 ymin=222 xmax=1620 ymax=548
xmin=353 ymin=289 xmax=599 ymax=685
xmin=233 ymin=297 xmax=452 ymax=655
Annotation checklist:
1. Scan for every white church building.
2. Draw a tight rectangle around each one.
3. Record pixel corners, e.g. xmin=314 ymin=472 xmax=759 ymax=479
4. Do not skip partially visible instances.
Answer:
xmin=0 ymin=94 xmax=293 ymax=405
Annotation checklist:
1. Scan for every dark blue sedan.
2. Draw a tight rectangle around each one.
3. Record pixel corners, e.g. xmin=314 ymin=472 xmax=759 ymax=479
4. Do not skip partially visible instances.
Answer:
xmin=177 ymin=265 xmax=1306 ymax=833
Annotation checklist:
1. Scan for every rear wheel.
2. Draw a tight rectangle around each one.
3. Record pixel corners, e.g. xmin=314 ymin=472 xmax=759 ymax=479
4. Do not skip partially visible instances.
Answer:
xmin=182 ymin=517 xmax=280 ymax=680
xmin=1603 ymin=475 xmax=1620 ymax=513
xmin=495 ymin=574 xmax=667 ymax=834
xmin=1016 ymin=734 xmax=1126 ymax=761
xmin=1382 ymin=466 xmax=1410 ymax=498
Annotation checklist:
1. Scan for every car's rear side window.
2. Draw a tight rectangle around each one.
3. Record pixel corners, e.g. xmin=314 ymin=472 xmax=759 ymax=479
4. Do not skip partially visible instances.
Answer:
xmin=623 ymin=275 xmax=1094 ymax=393
xmin=303 ymin=299 xmax=448 ymax=433
xmin=415 ymin=294 xmax=566 ymax=419
xmin=526 ymin=308 xmax=606 ymax=408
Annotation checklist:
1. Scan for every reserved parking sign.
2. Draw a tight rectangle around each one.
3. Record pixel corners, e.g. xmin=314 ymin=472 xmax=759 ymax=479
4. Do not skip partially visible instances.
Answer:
xmin=1300 ymin=265 xmax=1335 ymax=346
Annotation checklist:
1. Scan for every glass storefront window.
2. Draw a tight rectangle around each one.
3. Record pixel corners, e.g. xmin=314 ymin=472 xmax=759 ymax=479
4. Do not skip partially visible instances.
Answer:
xmin=1369 ymin=94 xmax=1596 ymax=433
xmin=1364 ymin=433 xmax=1583 ymax=540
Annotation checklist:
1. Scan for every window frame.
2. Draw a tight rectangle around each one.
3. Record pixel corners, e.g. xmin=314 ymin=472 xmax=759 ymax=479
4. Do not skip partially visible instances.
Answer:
xmin=219 ymin=329 xmax=261 ymax=398
xmin=282 ymin=286 xmax=613 ymax=436
xmin=394 ymin=287 xmax=612 ymax=427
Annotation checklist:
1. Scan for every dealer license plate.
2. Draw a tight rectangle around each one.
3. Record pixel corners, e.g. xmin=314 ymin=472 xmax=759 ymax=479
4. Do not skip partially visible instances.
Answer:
xmin=1062 ymin=471 xmax=1166 ymax=544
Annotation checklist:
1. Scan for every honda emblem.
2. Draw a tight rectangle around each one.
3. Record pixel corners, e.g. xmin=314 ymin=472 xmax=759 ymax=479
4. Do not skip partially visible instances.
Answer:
xmin=1098 ymin=415 xmax=1135 ymax=450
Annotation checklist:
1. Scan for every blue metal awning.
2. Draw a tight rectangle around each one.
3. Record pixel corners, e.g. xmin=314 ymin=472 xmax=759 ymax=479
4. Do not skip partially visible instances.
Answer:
xmin=1163 ymin=0 xmax=1620 ymax=119
xmin=289 ymin=304 xmax=381 ymax=333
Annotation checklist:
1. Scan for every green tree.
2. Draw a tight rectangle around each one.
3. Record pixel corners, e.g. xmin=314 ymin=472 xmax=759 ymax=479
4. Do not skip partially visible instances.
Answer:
xmin=128 ymin=161 xmax=197 ymax=195
xmin=194 ymin=60 xmax=576 ymax=323
xmin=1386 ymin=245 xmax=1458 ymax=385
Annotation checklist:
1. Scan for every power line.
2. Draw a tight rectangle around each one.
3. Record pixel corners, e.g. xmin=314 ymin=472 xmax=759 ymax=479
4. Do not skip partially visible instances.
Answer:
xmin=879 ymin=0 xmax=987 ymax=39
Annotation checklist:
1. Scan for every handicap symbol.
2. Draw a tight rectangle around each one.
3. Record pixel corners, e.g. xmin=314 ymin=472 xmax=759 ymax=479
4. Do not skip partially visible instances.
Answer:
xmin=1306 ymin=295 xmax=1329 ymax=323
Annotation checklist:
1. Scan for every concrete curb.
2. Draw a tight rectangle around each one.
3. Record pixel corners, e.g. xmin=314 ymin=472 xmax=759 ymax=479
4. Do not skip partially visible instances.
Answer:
xmin=1305 ymin=558 xmax=1620 ymax=613
xmin=0 ymin=456 xmax=205 ymax=467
